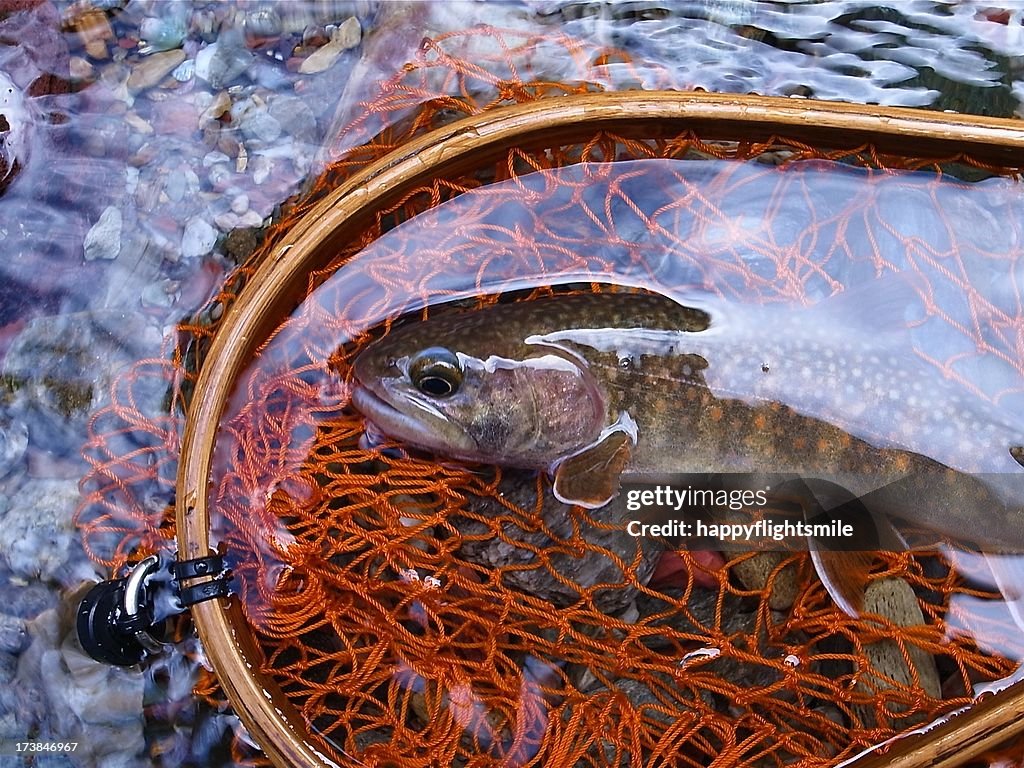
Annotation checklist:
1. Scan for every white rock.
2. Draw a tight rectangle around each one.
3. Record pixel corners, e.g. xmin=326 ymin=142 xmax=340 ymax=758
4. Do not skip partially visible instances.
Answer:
xmin=298 ymin=16 xmax=361 ymax=74
xmin=181 ymin=218 xmax=218 ymax=259
xmin=237 ymin=210 xmax=264 ymax=228
xmin=171 ymin=58 xmax=194 ymax=82
xmin=83 ymin=206 xmax=122 ymax=261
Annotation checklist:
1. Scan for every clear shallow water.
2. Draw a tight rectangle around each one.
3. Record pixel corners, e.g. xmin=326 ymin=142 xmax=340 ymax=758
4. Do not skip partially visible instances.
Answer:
xmin=0 ymin=1 xmax=1023 ymax=766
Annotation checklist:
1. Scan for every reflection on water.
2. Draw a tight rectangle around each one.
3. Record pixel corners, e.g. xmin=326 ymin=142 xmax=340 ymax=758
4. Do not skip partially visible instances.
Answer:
xmin=211 ymin=159 xmax=1024 ymax=765
xmin=0 ymin=0 xmax=1022 ymax=765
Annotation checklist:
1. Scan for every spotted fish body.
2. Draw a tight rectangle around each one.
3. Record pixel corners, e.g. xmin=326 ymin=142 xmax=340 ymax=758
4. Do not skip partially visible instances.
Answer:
xmin=351 ymin=289 xmax=1024 ymax=550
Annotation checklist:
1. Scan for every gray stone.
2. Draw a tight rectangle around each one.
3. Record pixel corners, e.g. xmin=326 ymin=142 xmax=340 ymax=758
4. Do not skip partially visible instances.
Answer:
xmin=245 ymin=7 xmax=282 ymax=36
xmin=268 ymin=95 xmax=319 ymax=144
xmin=2 ymin=311 xmax=160 ymax=454
xmin=16 ymin=603 xmax=146 ymax=768
xmin=171 ymin=58 xmax=194 ymax=82
xmin=854 ymin=577 xmax=942 ymax=726
xmin=138 ymin=11 xmax=187 ymax=55
xmin=0 ymin=479 xmax=80 ymax=581
xmin=230 ymin=193 xmax=250 ymax=215
xmin=236 ymin=105 xmax=282 ymax=144
xmin=0 ymin=414 xmax=28 ymax=480
xmin=83 ymin=206 xmax=122 ymax=261
xmin=0 ymin=651 xmax=15 ymax=684
xmin=0 ymin=580 xmax=57 ymax=619
xmin=194 ymin=31 xmax=254 ymax=89
xmin=0 ymin=614 xmax=28 ymax=653
xmin=181 ymin=218 xmax=218 ymax=259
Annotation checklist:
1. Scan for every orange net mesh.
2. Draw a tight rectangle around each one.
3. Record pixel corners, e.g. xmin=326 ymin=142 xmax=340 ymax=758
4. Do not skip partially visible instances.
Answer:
xmin=76 ymin=28 xmax=1024 ymax=768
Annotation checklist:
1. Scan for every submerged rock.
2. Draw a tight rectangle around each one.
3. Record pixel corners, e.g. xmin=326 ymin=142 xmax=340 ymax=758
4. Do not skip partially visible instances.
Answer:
xmin=126 ymin=49 xmax=187 ymax=92
xmin=0 ymin=413 xmax=28 ymax=480
xmin=181 ymin=217 xmax=219 ymax=259
xmin=2 ymin=310 xmax=161 ymax=458
xmin=194 ymin=30 xmax=254 ymax=89
xmin=15 ymin=590 xmax=147 ymax=767
xmin=0 ymin=478 xmax=82 ymax=582
xmin=457 ymin=469 xmax=660 ymax=615
xmin=83 ymin=205 xmax=123 ymax=261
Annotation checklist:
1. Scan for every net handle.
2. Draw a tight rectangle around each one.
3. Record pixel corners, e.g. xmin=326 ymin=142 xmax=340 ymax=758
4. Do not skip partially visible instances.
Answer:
xmin=176 ymin=91 xmax=1024 ymax=768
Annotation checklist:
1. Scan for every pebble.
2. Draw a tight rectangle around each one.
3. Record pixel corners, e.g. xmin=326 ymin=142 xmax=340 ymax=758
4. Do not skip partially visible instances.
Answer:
xmin=139 ymin=280 xmax=176 ymax=308
xmin=194 ymin=31 xmax=254 ymax=89
xmin=181 ymin=217 xmax=219 ymax=259
xmin=0 ymin=478 xmax=80 ymax=582
xmin=230 ymin=193 xmax=250 ymax=215
xmin=224 ymin=227 xmax=263 ymax=262
xmin=2 ymin=310 xmax=160 ymax=455
xmin=0 ymin=614 xmax=28 ymax=654
xmin=235 ymin=102 xmax=282 ymax=143
xmin=138 ymin=12 xmax=187 ymax=55
xmin=163 ymin=169 xmax=186 ymax=202
xmin=171 ymin=58 xmax=194 ymax=82
xmin=18 ymin=599 xmax=146 ymax=766
xmin=0 ymin=580 xmax=57 ymax=619
xmin=126 ymin=49 xmax=187 ymax=92
xmin=83 ymin=205 xmax=123 ymax=261
xmin=213 ymin=211 xmax=240 ymax=231
xmin=268 ymin=95 xmax=319 ymax=144
xmin=251 ymin=154 xmax=272 ymax=185
xmin=298 ymin=16 xmax=361 ymax=74
xmin=202 ymin=150 xmax=230 ymax=167
xmin=70 ymin=7 xmax=113 ymax=60
xmin=0 ymin=414 xmax=28 ymax=480
xmin=199 ymin=90 xmax=232 ymax=127
xmin=237 ymin=210 xmax=263 ymax=228
xmin=245 ymin=7 xmax=282 ymax=37
xmin=69 ymin=55 xmax=95 ymax=82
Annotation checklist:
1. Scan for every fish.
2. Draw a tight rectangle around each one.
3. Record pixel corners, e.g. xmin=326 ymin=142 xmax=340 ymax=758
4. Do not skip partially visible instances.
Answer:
xmin=350 ymin=286 xmax=1024 ymax=614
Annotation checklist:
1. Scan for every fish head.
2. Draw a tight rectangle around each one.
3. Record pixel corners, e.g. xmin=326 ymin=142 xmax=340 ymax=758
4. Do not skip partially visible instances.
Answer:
xmin=351 ymin=306 xmax=609 ymax=469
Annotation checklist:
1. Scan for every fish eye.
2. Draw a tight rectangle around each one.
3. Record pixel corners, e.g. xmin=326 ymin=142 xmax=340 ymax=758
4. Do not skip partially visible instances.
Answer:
xmin=408 ymin=347 xmax=463 ymax=398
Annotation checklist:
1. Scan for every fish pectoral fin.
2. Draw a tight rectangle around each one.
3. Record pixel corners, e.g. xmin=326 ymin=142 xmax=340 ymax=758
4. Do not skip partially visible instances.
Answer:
xmin=811 ymin=549 xmax=875 ymax=617
xmin=552 ymin=431 xmax=633 ymax=509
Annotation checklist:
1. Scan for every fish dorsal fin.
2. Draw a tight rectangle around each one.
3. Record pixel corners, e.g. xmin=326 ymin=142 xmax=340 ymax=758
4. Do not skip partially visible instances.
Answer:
xmin=553 ymin=429 xmax=634 ymax=509
xmin=811 ymin=550 xmax=874 ymax=617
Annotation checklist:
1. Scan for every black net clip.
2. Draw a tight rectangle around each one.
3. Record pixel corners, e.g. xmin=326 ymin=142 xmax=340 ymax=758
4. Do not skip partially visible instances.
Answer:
xmin=77 ymin=552 xmax=233 ymax=667
xmin=172 ymin=554 xmax=232 ymax=608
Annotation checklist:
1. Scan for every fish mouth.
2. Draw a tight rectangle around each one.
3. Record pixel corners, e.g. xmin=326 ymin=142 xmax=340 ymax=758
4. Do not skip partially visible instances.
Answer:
xmin=350 ymin=381 xmax=473 ymax=455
